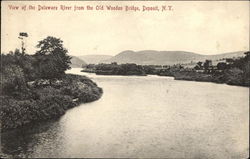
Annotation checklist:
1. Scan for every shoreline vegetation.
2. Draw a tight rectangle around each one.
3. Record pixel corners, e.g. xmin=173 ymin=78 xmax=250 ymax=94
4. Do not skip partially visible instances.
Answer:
xmin=1 ymin=74 xmax=102 ymax=132
xmin=82 ymin=51 xmax=250 ymax=87
xmin=0 ymin=36 xmax=102 ymax=132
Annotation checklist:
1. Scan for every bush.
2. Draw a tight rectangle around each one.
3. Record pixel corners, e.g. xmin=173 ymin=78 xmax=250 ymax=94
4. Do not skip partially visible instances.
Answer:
xmin=0 ymin=65 xmax=27 ymax=96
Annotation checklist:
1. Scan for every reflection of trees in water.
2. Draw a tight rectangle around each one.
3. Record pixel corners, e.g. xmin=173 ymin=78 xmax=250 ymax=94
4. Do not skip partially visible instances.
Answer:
xmin=1 ymin=119 xmax=62 ymax=158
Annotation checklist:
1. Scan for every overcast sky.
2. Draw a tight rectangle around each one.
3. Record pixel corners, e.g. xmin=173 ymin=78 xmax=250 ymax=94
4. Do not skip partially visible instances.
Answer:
xmin=1 ymin=1 xmax=249 ymax=56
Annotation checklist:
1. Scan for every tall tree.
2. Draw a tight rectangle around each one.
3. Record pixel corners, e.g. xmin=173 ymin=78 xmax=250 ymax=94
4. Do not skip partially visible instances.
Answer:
xmin=35 ymin=36 xmax=71 ymax=80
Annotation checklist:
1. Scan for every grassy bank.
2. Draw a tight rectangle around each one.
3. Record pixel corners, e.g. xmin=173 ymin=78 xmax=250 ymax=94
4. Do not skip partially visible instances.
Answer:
xmin=0 ymin=74 xmax=103 ymax=132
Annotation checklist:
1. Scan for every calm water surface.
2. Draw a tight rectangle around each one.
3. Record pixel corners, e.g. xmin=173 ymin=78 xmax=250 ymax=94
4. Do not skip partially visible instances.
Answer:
xmin=1 ymin=68 xmax=249 ymax=158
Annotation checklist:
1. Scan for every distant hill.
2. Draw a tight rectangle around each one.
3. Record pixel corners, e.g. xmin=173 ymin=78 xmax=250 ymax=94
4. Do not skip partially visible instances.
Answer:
xmin=70 ymin=56 xmax=87 ymax=68
xmin=203 ymin=51 xmax=246 ymax=61
xmin=78 ymin=55 xmax=113 ymax=64
xmin=102 ymin=50 xmax=246 ymax=65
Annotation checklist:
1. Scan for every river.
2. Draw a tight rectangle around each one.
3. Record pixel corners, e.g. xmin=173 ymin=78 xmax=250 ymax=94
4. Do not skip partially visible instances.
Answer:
xmin=1 ymin=68 xmax=249 ymax=158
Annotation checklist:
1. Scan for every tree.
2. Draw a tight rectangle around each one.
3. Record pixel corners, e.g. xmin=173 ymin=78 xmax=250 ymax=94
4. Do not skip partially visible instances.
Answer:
xmin=242 ymin=51 xmax=250 ymax=85
xmin=194 ymin=61 xmax=203 ymax=70
xmin=197 ymin=61 xmax=203 ymax=68
xmin=217 ymin=62 xmax=227 ymax=70
xmin=203 ymin=60 xmax=212 ymax=70
xmin=34 ymin=36 xmax=71 ymax=80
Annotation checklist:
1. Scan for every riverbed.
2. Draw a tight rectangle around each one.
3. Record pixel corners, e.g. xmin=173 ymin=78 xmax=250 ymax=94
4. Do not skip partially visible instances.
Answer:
xmin=1 ymin=68 xmax=249 ymax=158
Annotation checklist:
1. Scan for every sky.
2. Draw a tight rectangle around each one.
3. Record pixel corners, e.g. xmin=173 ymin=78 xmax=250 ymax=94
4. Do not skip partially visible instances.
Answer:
xmin=1 ymin=1 xmax=249 ymax=56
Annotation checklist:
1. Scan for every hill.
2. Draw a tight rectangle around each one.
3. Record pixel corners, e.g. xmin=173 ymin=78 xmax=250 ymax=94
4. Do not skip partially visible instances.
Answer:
xmin=78 ymin=55 xmax=113 ymax=64
xmin=102 ymin=50 xmax=246 ymax=65
xmin=203 ymin=51 xmax=246 ymax=61
xmin=70 ymin=56 xmax=87 ymax=68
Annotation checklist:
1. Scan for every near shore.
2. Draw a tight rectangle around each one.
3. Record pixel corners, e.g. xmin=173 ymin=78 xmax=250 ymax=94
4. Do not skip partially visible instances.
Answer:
xmin=1 ymin=74 xmax=102 ymax=132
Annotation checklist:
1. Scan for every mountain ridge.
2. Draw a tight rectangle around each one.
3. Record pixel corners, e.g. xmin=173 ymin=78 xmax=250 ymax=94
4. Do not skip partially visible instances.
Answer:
xmin=78 ymin=55 xmax=113 ymax=64
xmin=101 ymin=50 xmax=246 ymax=65
xmin=70 ymin=56 xmax=87 ymax=68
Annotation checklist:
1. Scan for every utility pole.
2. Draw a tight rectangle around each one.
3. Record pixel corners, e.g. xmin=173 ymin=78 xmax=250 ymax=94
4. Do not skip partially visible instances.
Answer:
xmin=18 ymin=32 xmax=28 ymax=54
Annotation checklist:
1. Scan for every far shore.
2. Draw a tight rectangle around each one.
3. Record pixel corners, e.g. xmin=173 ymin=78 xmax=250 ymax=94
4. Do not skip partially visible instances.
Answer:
xmin=81 ymin=69 xmax=249 ymax=87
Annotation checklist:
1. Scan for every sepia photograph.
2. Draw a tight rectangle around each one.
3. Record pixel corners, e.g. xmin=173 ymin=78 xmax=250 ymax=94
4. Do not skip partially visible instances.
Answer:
xmin=1 ymin=1 xmax=249 ymax=158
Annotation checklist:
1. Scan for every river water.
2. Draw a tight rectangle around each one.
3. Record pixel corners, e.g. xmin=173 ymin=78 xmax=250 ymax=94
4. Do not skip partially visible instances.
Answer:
xmin=1 ymin=68 xmax=249 ymax=158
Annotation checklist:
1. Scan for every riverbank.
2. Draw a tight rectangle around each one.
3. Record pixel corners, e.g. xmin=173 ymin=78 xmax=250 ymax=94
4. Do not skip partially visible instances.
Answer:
xmin=82 ymin=51 xmax=250 ymax=87
xmin=172 ymin=70 xmax=249 ymax=87
xmin=82 ymin=63 xmax=147 ymax=76
xmin=82 ymin=69 xmax=249 ymax=87
xmin=95 ymin=71 xmax=146 ymax=76
xmin=0 ymin=74 xmax=103 ymax=132
xmin=82 ymin=70 xmax=146 ymax=76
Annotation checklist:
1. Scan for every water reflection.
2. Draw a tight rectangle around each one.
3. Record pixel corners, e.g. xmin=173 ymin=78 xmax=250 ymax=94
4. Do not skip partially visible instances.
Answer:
xmin=1 ymin=119 xmax=63 ymax=158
